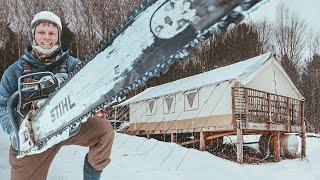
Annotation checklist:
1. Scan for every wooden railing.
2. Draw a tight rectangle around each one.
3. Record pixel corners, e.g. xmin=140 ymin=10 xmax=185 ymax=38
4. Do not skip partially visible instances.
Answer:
xmin=232 ymin=87 xmax=304 ymax=129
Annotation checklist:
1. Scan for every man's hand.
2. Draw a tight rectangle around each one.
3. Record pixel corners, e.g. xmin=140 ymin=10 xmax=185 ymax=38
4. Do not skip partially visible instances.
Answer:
xmin=37 ymin=73 xmax=68 ymax=89
xmin=54 ymin=73 xmax=68 ymax=85
xmin=94 ymin=109 xmax=107 ymax=119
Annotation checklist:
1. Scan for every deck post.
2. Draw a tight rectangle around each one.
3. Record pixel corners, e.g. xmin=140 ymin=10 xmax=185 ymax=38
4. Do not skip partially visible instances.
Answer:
xmin=147 ymin=133 xmax=151 ymax=139
xmin=272 ymin=132 xmax=281 ymax=162
xmin=171 ymin=133 xmax=177 ymax=143
xmin=301 ymin=101 xmax=306 ymax=158
xmin=267 ymin=93 xmax=272 ymax=122
xmin=231 ymin=87 xmax=236 ymax=129
xmin=244 ymin=88 xmax=249 ymax=126
xmin=285 ymin=97 xmax=290 ymax=131
xmin=200 ymin=131 xmax=206 ymax=151
xmin=236 ymin=120 xmax=243 ymax=164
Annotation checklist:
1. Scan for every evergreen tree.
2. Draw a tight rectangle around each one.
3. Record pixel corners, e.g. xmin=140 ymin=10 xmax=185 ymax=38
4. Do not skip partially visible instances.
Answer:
xmin=301 ymin=54 xmax=320 ymax=133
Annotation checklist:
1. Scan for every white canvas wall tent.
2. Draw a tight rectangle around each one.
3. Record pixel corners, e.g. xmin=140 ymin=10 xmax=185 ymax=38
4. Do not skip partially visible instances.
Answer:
xmin=117 ymin=52 xmax=304 ymax=135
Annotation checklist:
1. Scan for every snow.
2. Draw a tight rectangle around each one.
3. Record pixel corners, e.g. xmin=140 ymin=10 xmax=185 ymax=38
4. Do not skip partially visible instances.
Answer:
xmin=1 ymin=130 xmax=320 ymax=180
xmin=119 ymin=52 xmax=272 ymax=106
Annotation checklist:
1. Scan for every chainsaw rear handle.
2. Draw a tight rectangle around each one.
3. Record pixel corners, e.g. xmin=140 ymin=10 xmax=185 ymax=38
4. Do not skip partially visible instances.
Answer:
xmin=17 ymin=71 xmax=59 ymax=116
xmin=7 ymin=87 xmax=41 ymax=152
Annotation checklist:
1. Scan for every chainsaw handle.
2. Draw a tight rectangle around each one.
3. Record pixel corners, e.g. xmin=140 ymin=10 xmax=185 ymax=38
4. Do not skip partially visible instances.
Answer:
xmin=16 ymin=72 xmax=58 ymax=117
xmin=7 ymin=88 xmax=35 ymax=151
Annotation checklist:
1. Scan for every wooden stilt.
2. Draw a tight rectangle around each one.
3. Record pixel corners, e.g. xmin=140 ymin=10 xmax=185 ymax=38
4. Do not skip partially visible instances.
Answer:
xmin=199 ymin=131 xmax=206 ymax=151
xmin=236 ymin=120 xmax=243 ymax=164
xmin=171 ymin=133 xmax=177 ymax=143
xmin=272 ymin=132 xmax=281 ymax=162
xmin=301 ymin=132 xmax=306 ymax=158
xmin=147 ymin=134 xmax=151 ymax=139
xmin=301 ymin=101 xmax=306 ymax=158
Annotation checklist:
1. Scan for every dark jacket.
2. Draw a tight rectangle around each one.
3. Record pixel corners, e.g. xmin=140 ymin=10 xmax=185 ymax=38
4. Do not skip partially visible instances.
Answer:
xmin=0 ymin=46 xmax=81 ymax=134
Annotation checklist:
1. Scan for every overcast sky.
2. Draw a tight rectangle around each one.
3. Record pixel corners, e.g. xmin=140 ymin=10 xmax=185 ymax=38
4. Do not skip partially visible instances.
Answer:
xmin=250 ymin=0 xmax=320 ymax=32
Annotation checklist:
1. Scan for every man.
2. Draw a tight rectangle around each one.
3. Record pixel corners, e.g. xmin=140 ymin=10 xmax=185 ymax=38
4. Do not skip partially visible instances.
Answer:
xmin=0 ymin=11 xmax=114 ymax=180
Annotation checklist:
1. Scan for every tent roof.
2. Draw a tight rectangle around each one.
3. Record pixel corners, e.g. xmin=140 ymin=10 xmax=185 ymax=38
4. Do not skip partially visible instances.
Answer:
xmin=119 ymin=52 xmax=273 ymax=106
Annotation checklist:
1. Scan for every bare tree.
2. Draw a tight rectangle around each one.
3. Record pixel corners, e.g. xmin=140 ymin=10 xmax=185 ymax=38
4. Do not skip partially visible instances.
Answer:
xmin=255 ymin=19 xmax=274 ymax=52
xmin=91 ymin=0 xmax=125 ymax=40
xmin=306 ymin=31 xmax=320 ymax=58
xmin=0 ymin=0 xmax=9 ymax=48
xmin=6 ymin=0 xmax=29 ymax=56
xmin=273 ymin=2 xmax=309 ymax=88
xmin=79 ymin=0 xmax=98 ymax=51
xmin=66 ymin=0 xmax=86 ymax=58
xmin=274 ymin=3 xmax=307 ymax=64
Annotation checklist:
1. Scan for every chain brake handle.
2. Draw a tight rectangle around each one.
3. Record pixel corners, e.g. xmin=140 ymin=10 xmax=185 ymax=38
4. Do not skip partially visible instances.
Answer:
xmin=16 ymin=72 xmax=59 ymax=119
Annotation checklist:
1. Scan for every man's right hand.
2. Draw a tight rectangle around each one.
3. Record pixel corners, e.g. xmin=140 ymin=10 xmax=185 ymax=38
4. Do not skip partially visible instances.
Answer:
xmin=54 ymin=73 xmax=68 ymax=85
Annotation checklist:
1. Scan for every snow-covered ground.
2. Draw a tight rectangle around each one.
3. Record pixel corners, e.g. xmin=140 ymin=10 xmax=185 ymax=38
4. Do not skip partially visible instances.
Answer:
xmin=1 ymin=131 xmax=319 ymax=180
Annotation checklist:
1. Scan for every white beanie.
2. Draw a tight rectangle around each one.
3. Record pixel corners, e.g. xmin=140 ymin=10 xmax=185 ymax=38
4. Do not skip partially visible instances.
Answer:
xmin=31 ymin=11 xmax=62 ymax=31
xmin=31 ymin=11 xmax=62 ymax=56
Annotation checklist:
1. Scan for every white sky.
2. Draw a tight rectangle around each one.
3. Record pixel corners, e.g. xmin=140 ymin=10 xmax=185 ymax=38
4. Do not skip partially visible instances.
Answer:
xmin=250 ymin=0 xmax=320 ymax=32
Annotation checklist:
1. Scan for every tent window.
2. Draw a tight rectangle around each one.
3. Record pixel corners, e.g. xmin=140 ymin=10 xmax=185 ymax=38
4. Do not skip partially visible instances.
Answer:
xmin=184 ymin=90 xmax=199 ymax=111
xmin=146 ymin=99 xmax=157 ymax=116
xmin=163 ymin=95 xmax=176 ymax=114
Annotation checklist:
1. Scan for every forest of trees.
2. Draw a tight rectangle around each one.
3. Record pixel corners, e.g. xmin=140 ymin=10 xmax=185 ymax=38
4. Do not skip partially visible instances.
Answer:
xmin=0 ymin=0 xmax=319 ymax=133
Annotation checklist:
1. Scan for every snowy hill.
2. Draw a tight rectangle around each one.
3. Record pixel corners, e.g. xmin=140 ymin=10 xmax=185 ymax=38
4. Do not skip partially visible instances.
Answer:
xmin=1 ymin=131 xmax=319 ymax=180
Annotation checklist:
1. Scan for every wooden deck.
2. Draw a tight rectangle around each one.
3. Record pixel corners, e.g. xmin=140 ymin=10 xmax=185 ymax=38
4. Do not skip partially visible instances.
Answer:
xmin=232 ymin=87 xmax=304 ymax=132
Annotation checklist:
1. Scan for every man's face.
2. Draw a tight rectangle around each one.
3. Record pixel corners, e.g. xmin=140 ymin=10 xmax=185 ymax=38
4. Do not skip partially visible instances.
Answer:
xmin=34 ymin=22 xmax=59 ymax=50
